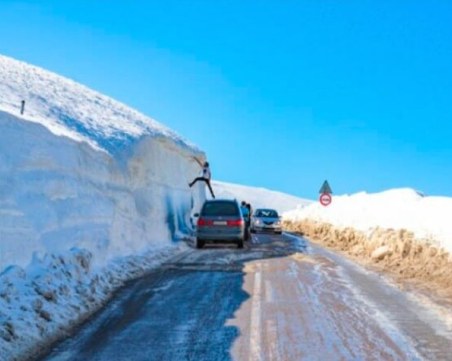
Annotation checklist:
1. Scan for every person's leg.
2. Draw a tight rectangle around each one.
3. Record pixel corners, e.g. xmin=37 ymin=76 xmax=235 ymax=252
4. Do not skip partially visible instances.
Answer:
xmin=190 ymin=178 xmax=215 ymax=198
xmin=206 ymin=180 xmax=215 ymax=198
xmin=189 ymin=177 xmax=204 ymax=187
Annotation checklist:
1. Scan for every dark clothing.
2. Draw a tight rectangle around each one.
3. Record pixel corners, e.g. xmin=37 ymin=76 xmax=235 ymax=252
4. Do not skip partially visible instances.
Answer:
xmin=246 ymin=204 xmax=252 ymax=217
xmin=189 ymin=177 xmax=215 ymax=198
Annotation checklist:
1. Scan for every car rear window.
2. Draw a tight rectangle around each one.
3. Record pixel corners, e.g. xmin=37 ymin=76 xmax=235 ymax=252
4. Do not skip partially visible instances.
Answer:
xmin=202 ymin=201 xmax=239 ymax=216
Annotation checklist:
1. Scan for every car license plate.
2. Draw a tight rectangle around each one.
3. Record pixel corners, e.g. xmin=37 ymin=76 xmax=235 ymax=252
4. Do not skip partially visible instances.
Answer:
xmin=213 ymin=221 xmax=227 ymax=226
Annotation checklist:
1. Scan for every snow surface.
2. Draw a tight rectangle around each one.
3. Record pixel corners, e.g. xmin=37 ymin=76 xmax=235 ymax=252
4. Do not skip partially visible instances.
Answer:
xmin=283 ymin=188 xmax=452 ymax=254
xmin=0 ymin=54 xmax=208 ymax=272
xmin=0 ymin=54 xmax=208 ymax=359
xmin=0 ymin=54 xmax=198 ymax=155
xmin=0 ymin=244 xmax=188 ymax=360
xmin=212 ymin=180 xmax=312 ymax=214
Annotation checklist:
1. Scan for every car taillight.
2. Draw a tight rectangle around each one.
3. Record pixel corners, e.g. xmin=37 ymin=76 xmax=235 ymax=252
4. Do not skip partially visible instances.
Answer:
xmin=197 ymin=218 xmax=212 ymax=227
xmin=227 ymin=219 xmax=243 ymax=227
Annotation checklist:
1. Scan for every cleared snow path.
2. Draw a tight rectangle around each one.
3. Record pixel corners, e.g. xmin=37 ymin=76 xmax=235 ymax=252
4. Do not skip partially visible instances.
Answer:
xmin=41 ymin=235 xmax=452 ymax=361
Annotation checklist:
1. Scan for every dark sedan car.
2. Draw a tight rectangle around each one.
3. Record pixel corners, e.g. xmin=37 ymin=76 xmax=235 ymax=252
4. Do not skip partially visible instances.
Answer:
xmin=195 ymin=199 xmax=245 ymax=249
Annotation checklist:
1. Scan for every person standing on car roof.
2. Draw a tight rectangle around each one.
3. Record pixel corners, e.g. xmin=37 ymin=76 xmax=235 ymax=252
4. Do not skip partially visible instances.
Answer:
xmin=189 ymin=157 xmax=215 ymax=198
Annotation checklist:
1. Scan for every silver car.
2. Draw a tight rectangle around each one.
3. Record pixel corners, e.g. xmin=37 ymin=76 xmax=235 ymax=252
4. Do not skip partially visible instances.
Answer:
xmin=250 ymin=208 xmax=282 ymax=234
xmin=195 ymin=199 xmax=245 ymax=249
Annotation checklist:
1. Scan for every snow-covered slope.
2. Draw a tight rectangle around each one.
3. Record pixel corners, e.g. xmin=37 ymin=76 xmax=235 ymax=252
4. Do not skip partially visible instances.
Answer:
xmin=284 ymin=188 xmax=452 ymax=253
xmin=212 ymin=180 xmax=312 ymax=214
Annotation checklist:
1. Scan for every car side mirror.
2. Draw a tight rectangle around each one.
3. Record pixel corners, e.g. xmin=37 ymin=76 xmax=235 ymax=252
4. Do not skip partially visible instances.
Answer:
xmin=193 ymin=213 xmax=200 ymax=218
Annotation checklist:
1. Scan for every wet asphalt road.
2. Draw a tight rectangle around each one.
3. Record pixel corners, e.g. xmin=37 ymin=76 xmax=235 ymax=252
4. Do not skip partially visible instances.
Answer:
xmin=42 ymin=233 xmax=452 ymax=361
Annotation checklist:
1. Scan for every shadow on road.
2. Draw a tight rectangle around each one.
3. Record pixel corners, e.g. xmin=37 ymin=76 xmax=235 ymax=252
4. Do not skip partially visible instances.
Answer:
xmin=41 ymin=233 xmax=306 ymax=361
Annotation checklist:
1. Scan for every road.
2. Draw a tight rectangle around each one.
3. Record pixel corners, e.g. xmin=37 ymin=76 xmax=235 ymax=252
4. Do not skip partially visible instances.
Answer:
xmin=42 ymin=233 xmax=452 ymax=361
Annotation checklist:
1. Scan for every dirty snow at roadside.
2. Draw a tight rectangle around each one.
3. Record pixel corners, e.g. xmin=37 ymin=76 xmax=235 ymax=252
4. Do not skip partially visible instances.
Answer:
xmin=0 ymin=245 xmax=189 ymax=360
xmin=284 ymin=188 xmax=452 ymax=253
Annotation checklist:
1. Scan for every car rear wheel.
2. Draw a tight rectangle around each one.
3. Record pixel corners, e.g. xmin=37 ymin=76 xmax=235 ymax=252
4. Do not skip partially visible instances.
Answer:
xmin=196 ymin=239 xmax=205 ymax=249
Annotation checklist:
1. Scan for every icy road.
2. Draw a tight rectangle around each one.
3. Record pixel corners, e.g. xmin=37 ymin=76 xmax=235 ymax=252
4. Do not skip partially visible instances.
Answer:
xmin=42 ymin=234 xmax=452 ymax=361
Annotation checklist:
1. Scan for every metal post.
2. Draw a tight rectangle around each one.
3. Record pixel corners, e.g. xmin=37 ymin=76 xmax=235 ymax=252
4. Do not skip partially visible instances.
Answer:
xmin=20 ymin=100 xmax=25 ymax=115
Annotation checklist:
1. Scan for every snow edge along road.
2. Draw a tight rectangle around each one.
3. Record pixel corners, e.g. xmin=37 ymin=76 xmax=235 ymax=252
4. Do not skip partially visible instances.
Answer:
xmin=284 ymin=219 xmax=452 ymax=304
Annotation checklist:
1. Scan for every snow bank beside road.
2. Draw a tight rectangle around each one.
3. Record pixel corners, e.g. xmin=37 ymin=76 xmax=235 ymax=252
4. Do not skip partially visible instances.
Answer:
xmin=284 ymin=188 xmax=452 ymax=254
xmin=0 ymin=245 xmax=186 ymax=360
xmin=0 ymin=54 xmax=206 ymax=360
xmin=212 ymin=180 xmax=312 ymax=214
xmin=0 ymin=54 xmax=205 ymax=271
xmin=0 ymin=108 xmax=202 ymax=272
xmin=285 ymin=219 xmax=452 ymax=300
xmin=283 ymin=189 xmax=452 ymax=301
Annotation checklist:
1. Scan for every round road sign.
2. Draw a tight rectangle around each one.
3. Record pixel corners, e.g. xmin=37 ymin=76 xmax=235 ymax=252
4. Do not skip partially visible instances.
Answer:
xmin=319 ymin=193 xmax=332 ymax=206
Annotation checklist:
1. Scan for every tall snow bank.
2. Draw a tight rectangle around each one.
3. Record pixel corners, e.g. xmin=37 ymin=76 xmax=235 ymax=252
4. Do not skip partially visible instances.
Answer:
xmin=284 ymin=189 xmax=452 ymax=302
xmin=212 ymin=180 xmax=312 ymax=214
xmin=284 ymin=188 xmax=452 ymax=254
xmin=0 ymin=110 xmax=204 ymax=271
xmin=0 ymin=54 xmax=206 ymax=271
xmin=0 ymin=54 xmax=207 ymax=359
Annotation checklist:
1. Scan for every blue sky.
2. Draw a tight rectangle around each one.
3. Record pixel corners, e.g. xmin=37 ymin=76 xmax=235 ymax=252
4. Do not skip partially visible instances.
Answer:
xmin=1 ymin=1 xmax=451 ymax=198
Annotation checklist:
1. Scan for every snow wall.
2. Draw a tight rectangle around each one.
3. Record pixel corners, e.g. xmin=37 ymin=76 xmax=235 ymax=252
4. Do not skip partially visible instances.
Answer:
xmin=283 ymin=188 xmax=452 ymax=254
xmin=0 ymin=109 xmax=205 ymax=271
xmin=0 ymin=52 xmax=209 ymax=359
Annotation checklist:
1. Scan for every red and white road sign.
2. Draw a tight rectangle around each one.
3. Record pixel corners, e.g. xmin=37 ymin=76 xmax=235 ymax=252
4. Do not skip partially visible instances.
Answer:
xmin=319 ymin=192 xmax=332 ymax=206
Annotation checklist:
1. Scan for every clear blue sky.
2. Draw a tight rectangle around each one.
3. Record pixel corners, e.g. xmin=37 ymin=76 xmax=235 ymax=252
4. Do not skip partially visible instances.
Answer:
xmin=1 ymin=1 xmax=451 ymax=198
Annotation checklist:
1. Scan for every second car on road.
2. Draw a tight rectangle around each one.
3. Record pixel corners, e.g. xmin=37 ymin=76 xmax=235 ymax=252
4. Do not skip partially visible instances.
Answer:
xmin=250 ymin=208 xmax=282 ymax=234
